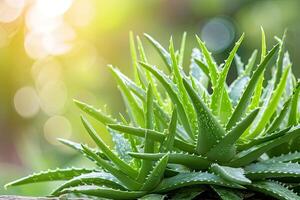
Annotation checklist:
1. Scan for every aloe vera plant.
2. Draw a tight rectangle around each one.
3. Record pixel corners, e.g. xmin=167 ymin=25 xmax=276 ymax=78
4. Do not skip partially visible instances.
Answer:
xmin=6 ymin=29 xmax=300 ymax=200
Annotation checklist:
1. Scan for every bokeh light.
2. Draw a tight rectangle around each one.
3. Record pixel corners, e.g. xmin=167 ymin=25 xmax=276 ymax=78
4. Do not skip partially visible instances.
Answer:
xmin=14 ymin=86 xmax=40 ymax=118
xmin=25 ymin=0 xmax=76 ymax=59
xmin=0 ymin=0 xmax=25 ymax=23
xmin=39 ymin=81 xmax=68 ymax=116
xmin=201 ymin=17 xmax=235 ymax=53
xmin=43 ymin=115 xmax=72 ymax=145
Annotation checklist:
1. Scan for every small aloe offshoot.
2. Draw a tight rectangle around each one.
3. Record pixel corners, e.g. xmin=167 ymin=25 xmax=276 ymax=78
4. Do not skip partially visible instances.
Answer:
xmin=6 ymin=29 xmax=300 ymax=200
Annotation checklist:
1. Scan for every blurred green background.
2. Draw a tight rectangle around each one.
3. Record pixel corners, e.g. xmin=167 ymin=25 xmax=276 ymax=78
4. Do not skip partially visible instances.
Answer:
xmin=1 ymin=0 xmax=300 ymax=196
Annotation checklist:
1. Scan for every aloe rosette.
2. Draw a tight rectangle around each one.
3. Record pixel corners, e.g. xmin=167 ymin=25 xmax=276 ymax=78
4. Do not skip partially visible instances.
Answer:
xmin=6 ymin=29 xmax=300 ymax=200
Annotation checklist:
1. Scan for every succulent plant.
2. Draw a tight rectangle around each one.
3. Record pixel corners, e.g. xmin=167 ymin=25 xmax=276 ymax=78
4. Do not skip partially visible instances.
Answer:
xmin=6 ymin=29 xmax=300 ymax=200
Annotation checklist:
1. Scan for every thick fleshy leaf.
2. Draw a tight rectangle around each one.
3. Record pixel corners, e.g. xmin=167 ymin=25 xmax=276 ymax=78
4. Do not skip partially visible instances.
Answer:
xmin=128 ymin=152 xmax=211 ymax=170
xmin=229 ymin=76 xmax=250 ymax=107
xmin=74 ymin=99 xmax=116 ymax=125
xmin=247 ymin=180 xmax=300 ymax=200
xmin=129 ymin=31 xmax=142 ymax=86
xmin=207 ymin=109 xmax=259 ymax=162
xmin=248 ymin=28 xmax=267 ymax=111
xmin=190 ymin=47 xmax=209 ymax=87
xmin=266 ymin=98 xmax=292 ymax=133
xmin=81 ymin=116 xmax=138 ymax=178
xmin=139 ymin=62 xmax=194 ymax=140
xmin=60 ymin=185 xmax=146 ymax=199
xmin=246 ymin=64 xmax=291 ymax=139
xmin=226 ymin=43 xmax=280 ymax=130
xmin=211 ymin=34 xmax=244 ymax=124
xmin=51 ymin=172 xmax=125 ymax=196
xmin=81 ymin=145 xmax=141 ymax=190
xmin=265 ymin=151 xmax=300 ymax=163
xmin=234 ymin=54 xmax=244 ymax=76
xmin=137 ymin=86 xmax=155 ymax=182
xmin=141 ymin=153 xmax=169 ymax=190
xmin=230 ymin=126 xmax=300 ymax=166
xmin=139 ymin=194 xmax=166 ymax=200
xmin=108 ymin=67 xmax=190 ymax=141
xmin=155 ymin=172 xmax=244 ymax=193
xmin=244 ymin=49 xmax=258 ymax=76
xmin=245 ymin=162 xmax=300 ymax=179
xmin=170 ymin=38 xmax=197 ymax=136
xmin=109 ymin=66 xmax=145 ymax=126
xmin=178 ymin=32 xmax=187 ymax=67
xmin=5 ymin=168 xmax=95 ymax=188
xmin=108 ymin=124 xmax=196 ymax=153
xmin=212 ymin=186 xmax=243 ymax=200
xmin=170 ymin=187 xmax=205 ymax=200
xmin=196 ymin=35 xmax=219 ymax=86
xmin=161 ymin=108 xmax=177 ymax=152
xmin=144 ymin=33 xmax=171 ymax=71
xmin=183 ymin=78 xmax=226 ymax=155
xmin=237 ymin=127 xmax=291 ymax=151
xmin=210 ymin=163 xmax=251 ymax=185
xmin=288 ymin=81 xmax=300 ymax=126
xmin=275 ymin=30 xmax=287 ymax=86
xmin=109 ymin=128 xmax=133 ymax=163
xmin=58 ymin=138 xmax=107 ymax=160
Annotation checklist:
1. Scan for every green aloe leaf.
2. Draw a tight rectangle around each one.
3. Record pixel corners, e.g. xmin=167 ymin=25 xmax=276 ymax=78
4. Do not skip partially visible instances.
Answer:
xmin=243 ymin=49 xmax=258 ymax=76
xmin=108 ymin=124 xmax=196 ymax=153
xmin=247 ymin=180 xmax=300 ymax=200
xmin=137 ymin=35 xmax=164 ymax=106
xmin=161 ymin=108 xmax=177 ymax=152
xmin=266 ymin=98 xmax=292 ymax=133
xmin=81 ymin=145 xmax=142 ymax=190
xmin=51 ymin=172 xmax=125 ymax=196
xmin=211 ymin=34 xmax=244 ymax=124
xmin=74 ymin=99 xmax=116 ymax=125
xmin=212 ymin=186 xmax=242 ymax=200
xmin=229 ymin=76 xmax=250 ymax=107
xmin=139 ymin=61 xmax=194 ymax=140
xmin=207 ymin=109 xmax=259 ymax=162
xmin=81 ymin=116 xmax=138 ymax=178
xmin=196 ymin=35 xmax=219 ymax=86
xmin=245 ymin=162 xmax=300 ymax=179
xmin=178 ymin=32 xmax=187 ymax=67
xmin=128 ymin=152 xmax=211 ymax=170
xmin=288 ymin=81 xmax=300 ymax=126
xmin=264 ymin=151 xmax=300 ymax=163
xmin=139 ymin=194 xmax=166 ymax=200
xmin=230 ymin=126 xmax=300 ymax=166
xmin=144 ymin=33 xmax=171 ymax=71
xmin=58 ymin=138 xmax=108 ymax=160
xmin=183 ymin=78 xmax=226 ymax=155
xmin=226 ymin=43 xmax=280 ymax=130
xmin=248 ymin=27 xmax=267 ymax=111
xmin=190 ymin=47 xmax=209 ymax=88
xmin=170 ymin=37 xmax=197 ymax=136
xmin=141 ymin=153 xmax=169 ymax=190
xmin=59 ymin=185 xmax=146 ymax=199
xmin=246 ymin=64 xmax=291 ymax=139
xmin=170 ymin=187 xmax=206 ymax=200
xmin=5 ymin=168 xmax=95 ymax=188
xmin=137 ymin=85 xmax=155 ymax=182
xmin=155 ymin=172 xmax=244 ymax=193
xmin=210 ymin=163 xmax=251 ymax=185
xmin=234 ymin=54 xmax=244 ymax=76
xmin=109 ymin=65 xmax=145 ymax=126
xmin=275 ymin=30 xmax=287 ymax=86
xmin=109 ymin=128 xmax=133 ymax=163
xmin=237 ymin=127 xmax=291 ymax=151
xmin=130 ymin=31 xmax=143 ymax=86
